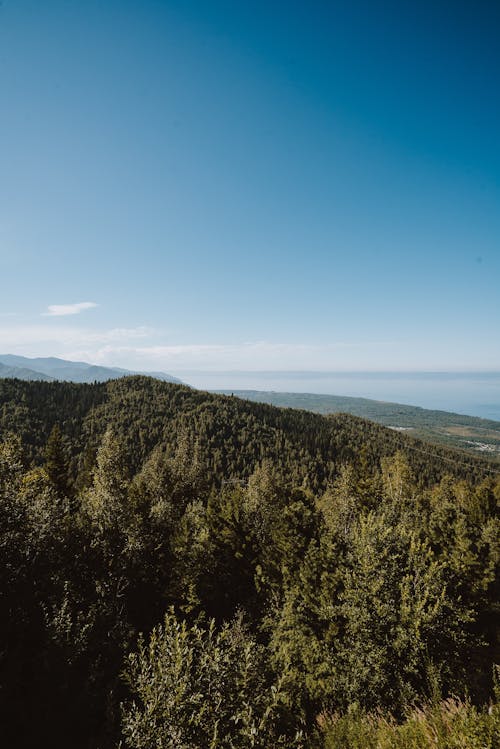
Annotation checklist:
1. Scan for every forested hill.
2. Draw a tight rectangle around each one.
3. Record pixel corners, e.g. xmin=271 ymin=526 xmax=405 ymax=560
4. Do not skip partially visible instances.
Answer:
xmin=0 ymin=376 xmax=496 ymax=488
xmin=215 ymin=389 xmax=500 ymax=458
xmin=1 ymin=375 xmax=499 ymax=748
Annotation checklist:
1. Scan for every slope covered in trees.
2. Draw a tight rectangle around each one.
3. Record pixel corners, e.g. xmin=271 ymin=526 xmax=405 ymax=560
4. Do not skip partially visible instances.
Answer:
xmin=0 ymin=377 xmax=498 ymax=748
xmin=216 ymin=389 xmax=500 ymax=459
xmin=0 ymin=376 xmax=497 ymax=488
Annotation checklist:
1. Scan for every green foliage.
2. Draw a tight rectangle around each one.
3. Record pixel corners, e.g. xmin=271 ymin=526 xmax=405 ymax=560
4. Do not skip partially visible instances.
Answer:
xmin=332 ymin=512 xmax=473 ymax=710
xmin=121 ymin=610 xmax=304 ymax=748
xmin=0 ymin=379 xmax=498 ymax=748
xmin=320 ymin=696 xmax=500 ymax=748
xmin=0 ymin=376 xmax=495 ymax=489
xmin=219 ymin=389 xmax=500 ymax=458
xmin=43 ymin=423 xmax=71 ymax=498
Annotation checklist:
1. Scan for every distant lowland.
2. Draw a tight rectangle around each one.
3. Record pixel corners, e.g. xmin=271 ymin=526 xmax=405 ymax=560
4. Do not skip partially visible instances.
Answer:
xmin=176 ymin=370 xmax=500 ymax=421
xmin=0 ymin=354 xmax=182 ymax=385
xmin=215 ymin=389 xmax=500 ymax=461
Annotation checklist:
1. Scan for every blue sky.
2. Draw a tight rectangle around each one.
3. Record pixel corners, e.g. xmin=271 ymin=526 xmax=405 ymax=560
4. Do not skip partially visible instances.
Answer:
xmin=1 ymin=0 xmax=499 ymax=373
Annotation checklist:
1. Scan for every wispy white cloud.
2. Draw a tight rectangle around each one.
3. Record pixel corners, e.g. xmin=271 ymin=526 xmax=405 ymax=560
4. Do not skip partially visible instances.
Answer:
xmin=43 ymin=302 xmax=99 ymax=317
xmin=59 ymin=340 xmax=398 ymax=372
xmin=76 ymin=327 xmax=154 ymax=344
xmin=0 ymin=324 xmax=154 ymax=351
xmin=2 ymin=325 xmax=486 ymax=372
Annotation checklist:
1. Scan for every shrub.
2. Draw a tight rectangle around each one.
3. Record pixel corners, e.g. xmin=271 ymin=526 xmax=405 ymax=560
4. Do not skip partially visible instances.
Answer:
xmin=121 ymin=610 xmax=304 ymax=748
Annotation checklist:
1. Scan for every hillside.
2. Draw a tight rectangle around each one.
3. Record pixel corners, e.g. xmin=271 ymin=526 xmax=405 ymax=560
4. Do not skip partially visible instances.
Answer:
xmin=216 ymin=389 xmax=500 ymax=459
xmin=0 ymin=354 xmax=182 ymax=384
xmin=0 ymin=377 xmax=497 ymax=488
xmin=0 ymin=376 xmax=498 ymax=748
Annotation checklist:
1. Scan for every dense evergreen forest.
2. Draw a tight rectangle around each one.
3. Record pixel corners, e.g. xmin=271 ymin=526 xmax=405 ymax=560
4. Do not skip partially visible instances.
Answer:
xmin=217 ymin=389 xmax=500 ymax=458
xmin=0 ymin=377 xmax=498 ymax=747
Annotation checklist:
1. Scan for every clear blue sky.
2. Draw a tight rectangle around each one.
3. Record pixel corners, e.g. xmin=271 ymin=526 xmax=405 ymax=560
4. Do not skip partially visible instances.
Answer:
xmin=1 ymin=0 xmax=499 ymax=373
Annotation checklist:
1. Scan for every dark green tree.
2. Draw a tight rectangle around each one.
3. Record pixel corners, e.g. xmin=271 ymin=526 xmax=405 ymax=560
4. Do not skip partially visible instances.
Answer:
xmin=43 ymin=424 xmax=70 ymax=499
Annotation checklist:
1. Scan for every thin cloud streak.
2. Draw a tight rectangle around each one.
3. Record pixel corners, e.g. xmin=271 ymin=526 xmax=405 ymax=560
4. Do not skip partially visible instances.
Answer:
xmin=3 ymin=321 xmax=492 ymax=371
xmin=0 ymin=324 xmax=154 ymax=350
xmin=43 ymin=302 xmax=99 ymax=317
xmin=61 ymin=341 xmax=398 ymax=371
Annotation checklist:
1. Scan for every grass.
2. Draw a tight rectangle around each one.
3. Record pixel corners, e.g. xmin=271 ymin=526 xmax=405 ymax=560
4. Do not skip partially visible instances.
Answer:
xmin=319 ymin=697 xmax=500 ymax=749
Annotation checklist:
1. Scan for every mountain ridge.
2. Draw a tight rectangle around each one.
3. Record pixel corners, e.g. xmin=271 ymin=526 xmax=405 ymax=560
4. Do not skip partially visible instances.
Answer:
xmin=215 ymin=389 xmax=500 ymax=459
xmin=0 ymin=354 xmax=182 ymax=385
xmin=0 ymin=375 xmax=497 ymax=487
xmin=0 ymin=361 xmax=54 ymax=381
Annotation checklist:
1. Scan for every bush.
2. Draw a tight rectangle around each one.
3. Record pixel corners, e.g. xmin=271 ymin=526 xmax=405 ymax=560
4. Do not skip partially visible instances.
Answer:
xmin=121 ymin=610 xmax=304 ymax=748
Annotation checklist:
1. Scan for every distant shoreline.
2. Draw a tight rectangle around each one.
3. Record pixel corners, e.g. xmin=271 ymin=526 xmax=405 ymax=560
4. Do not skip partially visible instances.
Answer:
xmin=172 ymin=371 xmax=500 ymax=423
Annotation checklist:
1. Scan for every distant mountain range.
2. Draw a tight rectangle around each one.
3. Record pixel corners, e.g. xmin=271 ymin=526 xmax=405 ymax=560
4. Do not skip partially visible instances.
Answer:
xmin=0 ymin=354 xmax=182 ymax=385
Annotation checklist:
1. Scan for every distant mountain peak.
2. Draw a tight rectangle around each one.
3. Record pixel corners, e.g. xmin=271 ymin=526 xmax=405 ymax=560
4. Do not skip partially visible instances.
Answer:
xmin=0 ymin=354 xmax=182 ymax=385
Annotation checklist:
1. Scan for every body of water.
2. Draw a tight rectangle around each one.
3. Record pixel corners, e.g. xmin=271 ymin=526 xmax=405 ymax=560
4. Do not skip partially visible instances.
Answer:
xmin=174 ymin=371 xmax=500 ymax=422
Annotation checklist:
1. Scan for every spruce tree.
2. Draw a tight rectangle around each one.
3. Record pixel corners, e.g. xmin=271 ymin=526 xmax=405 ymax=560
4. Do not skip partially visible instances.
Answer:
xmin=43 ymin=424 xmax=70 ymax=499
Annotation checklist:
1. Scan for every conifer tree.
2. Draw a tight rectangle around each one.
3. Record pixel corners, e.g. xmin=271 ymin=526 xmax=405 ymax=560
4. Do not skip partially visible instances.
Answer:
xmin=44 ymin=424 xmax=71 ymax=499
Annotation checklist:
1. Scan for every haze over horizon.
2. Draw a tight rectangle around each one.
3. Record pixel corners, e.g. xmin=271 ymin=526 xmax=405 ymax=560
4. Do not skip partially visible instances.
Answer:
xmin=1 ymin=1 xmax=499 ymax=374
